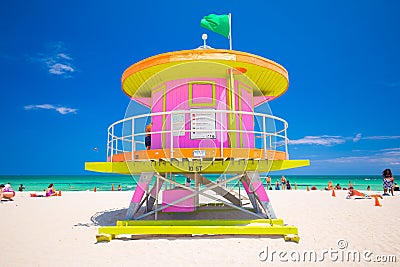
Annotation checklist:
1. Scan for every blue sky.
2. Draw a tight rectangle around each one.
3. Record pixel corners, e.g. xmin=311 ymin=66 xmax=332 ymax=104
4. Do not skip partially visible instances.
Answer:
xmin=0 ymin=0 xmax=399 ymax=175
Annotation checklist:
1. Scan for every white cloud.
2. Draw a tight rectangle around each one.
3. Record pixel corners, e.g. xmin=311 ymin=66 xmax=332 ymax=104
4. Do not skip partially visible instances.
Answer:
xmin=49 ymin=63 xmax=75 ymax=75
xmin=313 ymin=149 xmax=400 ymax=166
xmin=289 ymin=135 xmax=346 ymax=146
xmin=290 ymin=133 xmax=400 ymax=146
xmin=57 ymin=53 xmax=72 ymax=60
xmin=31 ymin=42 xmax=75 ymax=77
xmin=24 ymin=104 xmax=77 ymax=115
xmin=353 ymin=133 xmax=362 ymax=142
xmin=363 ymin=136 xmax=400 ymax=140
xmin=381 ymin=148 xmax=400 ymax=152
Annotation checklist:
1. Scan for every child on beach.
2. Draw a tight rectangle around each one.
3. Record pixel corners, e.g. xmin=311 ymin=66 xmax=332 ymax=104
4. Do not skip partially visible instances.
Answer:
xmin=382 ymin=168 xmax=394 ymax=196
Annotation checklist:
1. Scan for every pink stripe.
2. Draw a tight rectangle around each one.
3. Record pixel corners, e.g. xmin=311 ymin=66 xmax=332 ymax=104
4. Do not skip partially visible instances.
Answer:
xmin=252 ymin=181 xmax=269 ymax=202
xmin=241 ymin=179 xmax=252 ymax=194
xmin=150 ymin=180 xmax=164 ymax=196
xmin=131 ymin=182 xmax=149 ymax=203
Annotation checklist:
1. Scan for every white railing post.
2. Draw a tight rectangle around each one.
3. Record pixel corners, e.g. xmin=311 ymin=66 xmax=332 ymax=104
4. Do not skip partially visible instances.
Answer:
xmin=107 ymin=129 xmax=110 ymax=162
xmin=104 ymin=110 xmax=290 ymax=162
xmin=110 ymin=126 xmax=114 ymax=162
xmin=284 ymin=122 xmax=289 ymax=160
xmin=170 ymin=114 xmax=173 ymax=160
xmin=131 ymin=117 xmax=135 ymax=161
xmin=220 ymin=111 xmax=223 ymax=158
xmin=115 ymin=127 xmax=118 ymax=157
xmin=262 ymin=115 xmax=267 ymax=159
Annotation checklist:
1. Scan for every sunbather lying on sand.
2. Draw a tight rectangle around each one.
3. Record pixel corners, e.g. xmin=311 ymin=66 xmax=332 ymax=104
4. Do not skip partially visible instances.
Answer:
xmin=347 ymin=187 xmax=382 ymax=199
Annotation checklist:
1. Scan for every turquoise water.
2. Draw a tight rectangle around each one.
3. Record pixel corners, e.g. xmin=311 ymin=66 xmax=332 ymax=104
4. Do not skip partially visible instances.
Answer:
xmin=0 ymin=174 xmax=387 ymax=192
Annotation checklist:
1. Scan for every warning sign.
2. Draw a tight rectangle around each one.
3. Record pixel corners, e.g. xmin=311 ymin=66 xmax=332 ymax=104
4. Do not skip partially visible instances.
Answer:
xmin=190 ymin=109 xmax=216 ymax=139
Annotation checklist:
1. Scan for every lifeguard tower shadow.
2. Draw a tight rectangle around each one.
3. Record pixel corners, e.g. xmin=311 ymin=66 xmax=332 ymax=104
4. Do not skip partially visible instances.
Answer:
xmin=91 ymin=205 xmax=264 ymax=227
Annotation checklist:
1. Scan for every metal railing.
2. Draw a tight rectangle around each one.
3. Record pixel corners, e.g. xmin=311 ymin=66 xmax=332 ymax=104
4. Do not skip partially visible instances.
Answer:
xmin=106 ymin=110 xmax=289 ymax=162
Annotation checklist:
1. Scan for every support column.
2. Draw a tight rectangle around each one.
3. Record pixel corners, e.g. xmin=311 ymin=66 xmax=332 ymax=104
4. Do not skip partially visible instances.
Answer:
xmin=246 ymin=171 xmax=277 ymax=219
xmin=241 ymin=177 xmax=261 ymax=213
xmin=146 ymin=176 xmax=165 ymax=212
xmin=126 ymin=172 xmax=154 ymax=220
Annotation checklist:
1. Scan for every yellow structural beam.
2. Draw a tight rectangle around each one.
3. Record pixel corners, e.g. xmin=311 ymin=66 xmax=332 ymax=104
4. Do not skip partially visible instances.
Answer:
xmin=98 ymin=225 xmax=298 ymax=236
xmin=96 ymin=219 xmax=300 ymax=243
xmin=116 ymin=219 xmax=284 ymax=226
xmin=85 ymin=159 xmax=310 ymax=174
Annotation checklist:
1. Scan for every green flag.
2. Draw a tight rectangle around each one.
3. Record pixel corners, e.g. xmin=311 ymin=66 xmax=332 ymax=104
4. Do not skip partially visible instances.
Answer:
xmin=200 ymin=14 xmax=230 ymax=38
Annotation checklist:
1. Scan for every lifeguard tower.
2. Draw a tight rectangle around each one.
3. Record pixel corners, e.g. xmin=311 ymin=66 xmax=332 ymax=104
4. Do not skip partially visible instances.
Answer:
xmin=86 ymin=41 xmax=309 ymax=242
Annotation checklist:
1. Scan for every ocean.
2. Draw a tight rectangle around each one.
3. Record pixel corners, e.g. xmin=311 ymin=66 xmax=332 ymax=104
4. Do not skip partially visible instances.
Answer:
xmin=0 ymin=174 xmax=388 ymax=193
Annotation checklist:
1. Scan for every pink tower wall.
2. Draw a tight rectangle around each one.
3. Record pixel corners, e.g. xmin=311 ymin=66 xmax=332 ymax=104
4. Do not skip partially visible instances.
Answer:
xmin=150 ymin=78 xmax=254 ymax=150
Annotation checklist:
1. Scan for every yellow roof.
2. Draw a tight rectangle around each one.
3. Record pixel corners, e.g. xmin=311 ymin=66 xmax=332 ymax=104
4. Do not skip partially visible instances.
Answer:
xmin=122 ymin=49 xmax=289 ymax=99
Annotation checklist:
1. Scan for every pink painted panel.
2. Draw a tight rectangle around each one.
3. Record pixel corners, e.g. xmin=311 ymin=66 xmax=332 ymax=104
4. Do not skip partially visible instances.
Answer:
xmin=192 ymin=83 xmax=213 ymax=104
xmin=165 ymin=78 xmax=228 ymax=149
xmin=233 ymin=81 xmax=254 ymax=148
xmin=151 ymin=86 xmax=165 ymax=149
xmin=149 ymin=78 xmax=263 ymax=151
xmin=252 ymin=181 xmax=270 ymax=202
xmin=130 ymin=182 xmax=150 ymax=203
xmin=241 ymin=179 xmax=252 ymax=194
xmin=162 ymin=189 xmax=195 ymax=212
xmin=239 ymin=84 xmax=254 ymax=148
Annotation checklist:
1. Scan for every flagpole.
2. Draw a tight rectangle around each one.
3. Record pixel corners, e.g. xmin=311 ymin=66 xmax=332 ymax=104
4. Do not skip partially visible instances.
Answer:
xmin=228 ymin=13 xmax=232 ymax=50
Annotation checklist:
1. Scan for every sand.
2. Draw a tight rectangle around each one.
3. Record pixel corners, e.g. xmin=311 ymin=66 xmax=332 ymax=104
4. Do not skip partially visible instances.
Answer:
xmin=1 ymin=189 xmax=399 ymax=266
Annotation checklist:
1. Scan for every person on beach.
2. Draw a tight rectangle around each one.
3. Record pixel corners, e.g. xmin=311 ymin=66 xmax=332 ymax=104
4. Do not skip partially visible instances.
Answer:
xmin=382 ymin=168 xmax=394 ymax=196
xmin=347 ymin=186 xmax=382 ymax=199
xmin=117 ymin=185 xmax=122 ymax=191
xmin=266 ymin=176 xmax=271 ymax=188
xmin=335 ymin=183 xmax=341 ymax=190
xmin=275 ymin=180 xmax=280 ymax=190
xmin=394 ymin=183 xmax=399 ymax=191
xmin=281 ymin=176 xmax=286 ymax=190
xmin=145 ymin=122 xmax=152 ymax=150
xmin=46 ymin=184 xmax=57 ymax=197
xmin=326 ymin=180 xmax=334 ymax=190
xmin=0 ymin=184 xmax=15 ymax=201
xmin=286 ymin=180 xmax=292 ymax=190
xmin=18 ymin=184 xmax=25 ymax=192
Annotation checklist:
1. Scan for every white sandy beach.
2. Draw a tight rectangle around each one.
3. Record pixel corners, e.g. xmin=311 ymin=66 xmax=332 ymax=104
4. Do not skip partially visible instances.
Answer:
xmin=1 ymin=190 xmax=399 ymax=266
